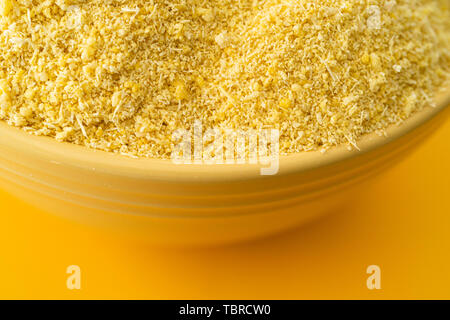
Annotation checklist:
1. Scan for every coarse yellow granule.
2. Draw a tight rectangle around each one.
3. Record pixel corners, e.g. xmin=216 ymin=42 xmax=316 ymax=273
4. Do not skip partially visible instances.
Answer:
xmin=0 ymin=0 xmax=449 ymax=158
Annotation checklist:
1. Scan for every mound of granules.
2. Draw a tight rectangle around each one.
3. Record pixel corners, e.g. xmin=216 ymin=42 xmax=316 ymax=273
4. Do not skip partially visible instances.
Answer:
xmin=0 ymin=0 xmax=449 ymax=157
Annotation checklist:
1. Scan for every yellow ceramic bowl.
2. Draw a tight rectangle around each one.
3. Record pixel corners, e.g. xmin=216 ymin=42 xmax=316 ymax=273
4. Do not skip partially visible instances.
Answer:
xmin=0 ymin=88 xmax=449 ymax=245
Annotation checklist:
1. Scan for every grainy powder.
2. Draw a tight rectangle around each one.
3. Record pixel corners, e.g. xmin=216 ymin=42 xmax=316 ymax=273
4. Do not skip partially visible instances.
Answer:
xmin=0 ymin=0 xmax=449 ymax=158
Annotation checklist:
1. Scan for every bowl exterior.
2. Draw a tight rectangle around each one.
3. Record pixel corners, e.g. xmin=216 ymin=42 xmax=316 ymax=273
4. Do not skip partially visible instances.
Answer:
xmin=0 ymin=105 xmax=447 ymax=245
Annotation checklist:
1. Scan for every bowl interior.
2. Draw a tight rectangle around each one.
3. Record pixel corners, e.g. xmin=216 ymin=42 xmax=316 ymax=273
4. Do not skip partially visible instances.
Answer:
xmin=0 ymin=86 xmax=449 ymax=182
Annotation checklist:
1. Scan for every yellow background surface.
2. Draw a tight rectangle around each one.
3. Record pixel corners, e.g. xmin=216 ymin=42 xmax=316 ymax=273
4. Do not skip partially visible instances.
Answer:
xmin=0 ymin=121 xmax=449 ymax=300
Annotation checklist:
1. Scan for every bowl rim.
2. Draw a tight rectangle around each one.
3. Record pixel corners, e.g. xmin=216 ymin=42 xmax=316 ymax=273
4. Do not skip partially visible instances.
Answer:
xmin=1 ymin=87 xmax=449 ymax=183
